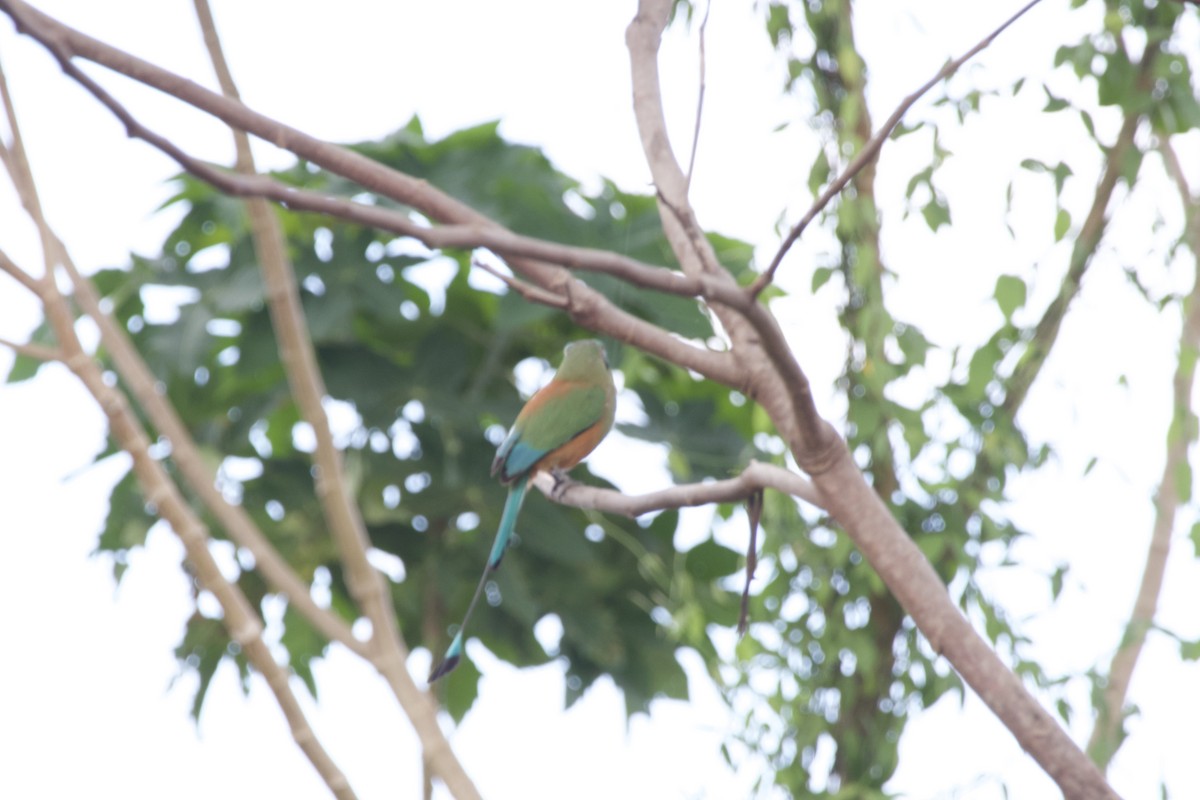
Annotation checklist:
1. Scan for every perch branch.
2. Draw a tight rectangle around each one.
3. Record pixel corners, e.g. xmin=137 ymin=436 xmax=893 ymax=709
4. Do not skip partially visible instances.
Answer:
xmin=534 ymin=459 xmax=824 ymax=516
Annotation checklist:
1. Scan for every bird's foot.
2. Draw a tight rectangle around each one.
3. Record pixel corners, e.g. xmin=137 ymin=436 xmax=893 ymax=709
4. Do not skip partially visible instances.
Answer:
xmin=550 ymin=468 xmax=576 ymax=501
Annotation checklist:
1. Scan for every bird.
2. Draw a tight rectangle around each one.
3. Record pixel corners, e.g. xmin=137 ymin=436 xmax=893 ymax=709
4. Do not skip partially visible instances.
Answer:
xmin=428 ymin=339 xmax=617 ymax=682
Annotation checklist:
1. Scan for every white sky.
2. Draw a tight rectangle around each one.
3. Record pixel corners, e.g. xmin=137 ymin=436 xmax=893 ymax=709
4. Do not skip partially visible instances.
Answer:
xmin=1 ymin=1 xmax=1198 ymax=798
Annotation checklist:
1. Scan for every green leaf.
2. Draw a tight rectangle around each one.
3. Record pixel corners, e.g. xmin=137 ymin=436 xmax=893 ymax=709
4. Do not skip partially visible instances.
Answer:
xmin=1054 ymin=208 xmax=1072 ymax=242
xmin=684 ymin=538 xmax=742 ymax=581
xmin=812 ymin=265 xmax=836 ymax=292
xmin=994 ymin=274 xmax=1027 ymax=320
xmin=920 ymin=196 xmax=951 ymax=231
xmin=807 ymin=149 xmax=831 ymax=196
xmin=1050 ymin=563 xmax=1069 ymax=601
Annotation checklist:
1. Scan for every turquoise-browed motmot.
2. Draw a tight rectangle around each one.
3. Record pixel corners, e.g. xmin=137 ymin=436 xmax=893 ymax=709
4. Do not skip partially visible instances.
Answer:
xmin=428 ymin=339 xmax=616 ymax=681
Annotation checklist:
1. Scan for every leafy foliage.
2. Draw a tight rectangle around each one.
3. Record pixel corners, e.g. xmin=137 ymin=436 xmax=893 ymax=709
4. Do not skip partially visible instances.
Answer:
xmin=6 ymin=0 xmax=1194 ymax=796
xmin=735 ymin=0 xmax=1198 ymax=794
xmin=88 ymin=118 xmax=767 ymax=720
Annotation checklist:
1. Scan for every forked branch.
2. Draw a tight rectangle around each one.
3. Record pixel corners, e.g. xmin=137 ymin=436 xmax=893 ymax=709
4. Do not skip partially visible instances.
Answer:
xmin=749 ymin=0 xmax=1044 ymax=297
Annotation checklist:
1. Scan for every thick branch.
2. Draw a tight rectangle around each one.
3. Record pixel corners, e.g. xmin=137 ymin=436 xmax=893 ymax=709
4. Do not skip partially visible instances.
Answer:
xmin=811 ymin=442 xmax=1116 ymax=798
xmin=628 ymin=0 xmax=837 ymax=469
xmin=1086 ymin=136 xmax=1200 ymax=769
xmin=751 ymin=0 xmax=1044 ymax=296
xmin=0 ymin=0 xmax=743 ymax=390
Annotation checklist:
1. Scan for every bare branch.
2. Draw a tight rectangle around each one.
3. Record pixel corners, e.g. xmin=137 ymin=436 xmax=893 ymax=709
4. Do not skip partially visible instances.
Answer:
xmin=0 ymin=0 xmax=743 ymax=392
xmin=191 ymin=6 xmax=482 ymax=797
xmin=192 ymin=0 xmax=394 ymax=668
xmin=684 ymin=0 xmax=711 ymax=186
xmin=629 ymin=0 xmax=837 ymax=470
xmin=0 ymin=334 xmax=60 ymax=362
xmin=750 ymin=0 xmax=1045 ymax=297
xmin=0 ymin=42 xmax=367 ymax=663
xmin=0 ymin=50 xmax=357 ymax=800
xmin=1086 ymin=134 xmax=1200 ymax=769
xmin=0 ymin=243 xmax=43 ymax=295
xmin=1002 ymin=46 xmax=1156 ymax=419
xmin=534 ymin=459 xmax=825 ymax=516
xmin=472 ymin=257 xmax=568 ymax=308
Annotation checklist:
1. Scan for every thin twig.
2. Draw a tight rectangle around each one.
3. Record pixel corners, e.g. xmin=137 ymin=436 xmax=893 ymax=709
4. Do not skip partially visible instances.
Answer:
xmin=471 ymin=257 xmax=569 ymax=308
xmin=1001 ymin=44 xmax=1156 ymax=418
xmin=191 ymin=5 xmax=481 ymax=797
xmin=0 ymin=50 xmax=357 ymax=800
xmin=684 ymin=0 xmax=712 ymax=186
xmin=0 ymin=46 xmax=367 ymax=662
xmin=0 ymin=334 xmax=60 ymax=362
xmin=0 ymin=243 xmax=43 ymax=295
xmin=750 ymin=0 xmax=1045 ymax=297
xmin=1086 ymin=134 xmax=1200 ymax=769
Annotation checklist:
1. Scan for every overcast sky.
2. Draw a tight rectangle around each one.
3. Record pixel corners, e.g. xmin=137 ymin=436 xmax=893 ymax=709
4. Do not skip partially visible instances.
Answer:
xmin=2 ymin=2 xmax=1198 ymax=798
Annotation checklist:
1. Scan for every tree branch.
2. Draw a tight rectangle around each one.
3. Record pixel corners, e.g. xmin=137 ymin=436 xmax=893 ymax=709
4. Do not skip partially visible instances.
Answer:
xmin=628 ymin=0 xmax=839 ymax=470
xmin=0 ymin=52 xmax=357 ymax=800
xmin=0 ymin=243 xmax=44 ymax=295
xmin=0 ymin=0 xmax=743 ymax=391
xmin=628 ymin=3 xmax=1115 ymax=796
xmin=0 ymin=42 xmax=368 ymax=675
xmin=0 ymin=334 xmax=60 ymax=362
xmin=533 ymin=459 xmax=825 ymax=516
xmin=1086 ymin=134 xmax=1200 ymax=769
xmin=1001 ymin=44 xmax=1155 ymax=419
xmin=750 ymin=0 xmax=1044 ymax=297
xmin=192 ymin=5 xmax=482 ymax=797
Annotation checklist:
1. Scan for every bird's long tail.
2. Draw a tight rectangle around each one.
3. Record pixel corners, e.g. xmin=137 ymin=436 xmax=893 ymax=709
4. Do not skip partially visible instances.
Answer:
xmin=428 ymin=474 xmax=529 ymax=681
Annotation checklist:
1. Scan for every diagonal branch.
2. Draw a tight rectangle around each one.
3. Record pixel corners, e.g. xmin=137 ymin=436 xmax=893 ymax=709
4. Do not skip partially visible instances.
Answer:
xmin=0 ymin=243 xmax=44 ymax=295
xmin=0 ymin=0 xmax=742 ymax=390
xmin=628 ymin=0 xmax=838 ymax=472
xmin=0 ymin=53 xmax=357 ymax=800
xmin=1001 ymin=44 xmax=1156 ymax=419
xmin=626 ymin=3 xmax=1116 ymax=796
xmin=750 ymin=0 xmax=1044 ymax=297
xmin=193 ymin=0 xmax=394 ymax=673
xmin=0 ymin=334 xmax=60 ymax=362
xmin=0 ymin=48 xmax=367 ymax=664
xmin=189 ymin=5 xmax=479 ymax=797
xmin=1086 ymin=135 xmax=1200 ymax=769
